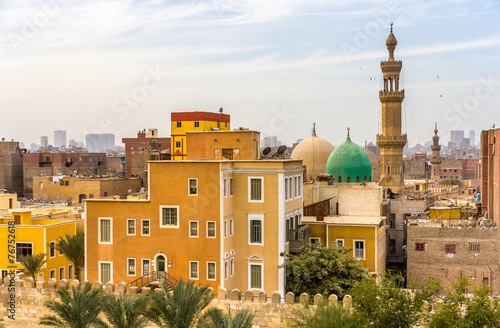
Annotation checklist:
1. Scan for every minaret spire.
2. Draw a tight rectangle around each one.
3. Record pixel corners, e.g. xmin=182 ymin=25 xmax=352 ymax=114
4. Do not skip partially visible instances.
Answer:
xmin=430 ymin=123 xmax=442 ymax=180
xmin=312 ymin=122 xmax=317 ymax=137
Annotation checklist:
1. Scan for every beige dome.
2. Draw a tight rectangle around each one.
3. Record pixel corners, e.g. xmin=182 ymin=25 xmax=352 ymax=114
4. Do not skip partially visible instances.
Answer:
xmin=386 ymin=32 xmax=397 ymax=47
xmin=291 ymin=130 xmax=334 ymax=181
xmin=364 ymin=148 xmax=380 ymax=181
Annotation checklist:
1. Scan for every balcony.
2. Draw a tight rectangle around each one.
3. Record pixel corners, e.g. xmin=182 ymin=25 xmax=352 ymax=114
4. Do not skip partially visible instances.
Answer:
xmin=288 ymin=224 xmax=312 ymax=253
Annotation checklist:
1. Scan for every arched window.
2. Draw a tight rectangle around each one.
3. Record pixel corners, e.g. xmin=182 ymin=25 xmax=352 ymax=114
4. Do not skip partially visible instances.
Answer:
xmin=387 ymin=166 xmax=391 ymax=175
xmin=347 ymin=177 xmax=351 ymax=183
xmin=369 ymin=176 xmax=372 ymax=182
xmin=364 ymin=176 xmax=367 ymax=181
xmin=356 ymin=176 xmax=360 ymax=182
xmin=338 ymin=176 xmax=342 ymax=183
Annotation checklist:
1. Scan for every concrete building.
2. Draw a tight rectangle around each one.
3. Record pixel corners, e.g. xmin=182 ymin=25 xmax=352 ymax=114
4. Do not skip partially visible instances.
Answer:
xmin=0 ymin=190 xmax=17 ymax=210
xmin=41 ymin=136 xmax=48 ymax=149
xmin=469 ymin=130 xmax=476 ymax=147
xmin=462 ymin=158 xmax=480 ymax=180
xmin=171 ymin=111 xmax=230 ymax=160
xmin=86 ymin=134 xmax=116 ymax=153
xmin=481 ymin=127 xmax=500 ymax=226
xmin=377 ymin=26 xmax=407 ymax=193
xmin=0 ymin=139 xmax=24 ymax=195
xmin=430 ymin=123 xmax=442 ymax=181
xmin=54 ymin=130 xmax=66 ymax=148
xmin=450 ymin=130 xmax=464 ymax=149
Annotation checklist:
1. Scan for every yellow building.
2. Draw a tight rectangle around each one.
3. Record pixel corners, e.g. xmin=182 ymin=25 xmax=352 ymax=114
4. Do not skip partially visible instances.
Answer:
xmin=0 ymin=209 xmax=76 ymax=281
xmin=0 ymin=190 xmax=17 ymax=210
xmin=171 ymin=111 xmax=230 ymax=160
xmin=85 ymin=131 xmax=305 ymax=296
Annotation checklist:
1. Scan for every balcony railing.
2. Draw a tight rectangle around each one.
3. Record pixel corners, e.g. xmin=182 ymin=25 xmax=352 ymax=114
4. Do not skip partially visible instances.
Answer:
xmin=288 ymin=225 xmax=312 ymax=253
xmin=127 ymin=271 xmax=178 ymax=291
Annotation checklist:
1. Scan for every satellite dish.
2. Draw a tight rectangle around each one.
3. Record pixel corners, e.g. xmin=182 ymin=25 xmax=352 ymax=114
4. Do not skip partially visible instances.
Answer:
xmin=262 ymin=147 xmax=271 ymax=156
xmin=277 ymin=145 xmax=287 ymax=154
xmin=219 ymin=107 xmax=223 ymax=113
xmin=149 ymin=139 xmax=158 ymax=147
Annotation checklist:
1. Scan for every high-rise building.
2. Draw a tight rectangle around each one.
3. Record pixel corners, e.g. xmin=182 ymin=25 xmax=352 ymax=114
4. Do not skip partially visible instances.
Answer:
xmin=469 ymin=130 xmax=476 ymax=147
xmin=430 ymin=123 xmax=442 ymax=180
xmin=450 ymin=130 xmax=464 ymax=149
xmin=54 ymin=130 xmax=67 ymax=148
xmin=0 ymin=139 xmax=24 ymax=195
xmin=377 ymin=25 xmax=407 ymax=193
xmin=41 ymin=136 xmax=48 ymax=149
xmin=86 ymin=134 xmax=115 ymax=152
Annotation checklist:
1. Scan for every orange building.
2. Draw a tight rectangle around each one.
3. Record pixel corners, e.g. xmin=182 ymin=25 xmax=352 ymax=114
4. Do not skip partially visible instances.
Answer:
xmin=85 ymin=131 xmax=305 ymax=296
xmin=171 ymin=111 xmax=230 ymax=160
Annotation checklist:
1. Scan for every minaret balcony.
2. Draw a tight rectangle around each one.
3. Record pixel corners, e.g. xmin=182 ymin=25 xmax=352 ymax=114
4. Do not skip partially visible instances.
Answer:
xmin=376 ymin=134 xmax=407 ymax=148
xmin=431 ymin=145 xmax=441 ymax=151
xmin=379 ymin=90 xmax=405 ymax=101
xmin=381 ymin=60 xmax=402 ymax=67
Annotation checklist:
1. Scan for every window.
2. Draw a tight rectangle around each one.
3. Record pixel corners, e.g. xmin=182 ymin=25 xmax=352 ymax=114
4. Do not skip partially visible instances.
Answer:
xmin=225 ymin=261 xmax=229 ymax=279
xmin=189 ymin=261 xmax=198 ymax=280
xmin=50 ymin=270 xmax=56 ymax=279
xmin=128 ymin=259 xmax=136 ymax=276
xmin=59 ymin=247 xmax=64 ymax=256
xmin=336 ymin=239 xmax=344 ymax=247
xmin=347 ymin=177 xmax=351 ymax=182
xmin=16 ymin=243 xmax=33 ymax=262
xmin=49 ymin=241 xmax=55 ymax=258
xmin=354 ymin=241 xmax=365 ymax=259
xmin=176 ymin=121 xmax=182 ymax=128
xmin=142 ymin=259 xmax=150 ymax=276
xmin=229 ymin=219 xmax=234 ymax=236
xmin=415 ymin=242 xmax=425 ymax=251
xmin=160 ymin=206 xmax=179 ymax=228
xmin=298 ymin=175 xmax=301 ymax=196
xmin=207 ymin=262 xmax=216 ymax=280
xmin=310 ymin=237 xmax=321 ymax=249
xmin=230 ymin=258 xmax=234 ymax=276
xmin=142 ymin=220 xmax=150 ymax=236
xmin=249 ymin=214 xmax=264 ymax=245
xmin=100 ymin=262 xmax=112 ymax=284
xmin=189 ymin=221 xmax=198 ymax=237
xmin=175 ymin=141 xmax=181 ymax=148
xmin=224 ymin=220 xmax=228 ymax=238
xmin=469 ymin=243 xmax=480 ymax=253
xmin=194 ymin=121 xmax=200 ymax=128
xmin=356 ymin=176 xmax=360 ymax=182
xmin=99 ymin=218 xmax=112 ymax=244
xmin=68 ymin=265 xmax=74 ymax=280
xmin=389 ymin=214 xmax=396 ymax=229
xmin=285 ymin=177 xmax=288 ymax=200
xmin=286 ymin=219 xmax=290 ymax=243
xmin=389 ymin=239 xmax=396 ymax=254
xmin=188 ymin=179 xmax=197 ymax=195
xmin=229 ymin=178 xmax=233 ymax=196
xmin=338 ymin=176 xmax=342 ymax=182
xmin=294 ymin=176 xmax=298 ymax=197
xmin=59 ymin=267 xmax=64 ymax=280
xmin=249 ymin=177 xmax=263 ymax=201
xmin=207 ymin=221 xmax=216 ymax=238
xmin=289 ymin=178 xmax=293 ymax=199
xmin=445 ymin=244 xmax=456 ymax=254
xmin=224 ymin=179 xmax=228 ymax=197
xmin=127 ymin=219 xmax=135 ymax=235
xmin=39 ymin=182 xmax=43 ymax=188
xmin=250 ymin=264 xmax=262 ymax=289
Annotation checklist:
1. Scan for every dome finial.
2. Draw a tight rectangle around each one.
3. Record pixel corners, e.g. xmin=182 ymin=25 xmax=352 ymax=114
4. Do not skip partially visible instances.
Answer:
xmin=434 ymin=122 xmax=438 ymax=135
xmin=347 ymin=127 xmax=350 ymax=138
xmin=390 ymin=22 xmax=393 ymax=33
xmin=312 ymin=122 xmax=317 ymax=137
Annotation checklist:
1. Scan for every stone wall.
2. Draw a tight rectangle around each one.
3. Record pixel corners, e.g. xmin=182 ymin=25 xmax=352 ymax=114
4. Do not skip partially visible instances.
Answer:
xmin=0 ymin=278 xmax=353 ymax=328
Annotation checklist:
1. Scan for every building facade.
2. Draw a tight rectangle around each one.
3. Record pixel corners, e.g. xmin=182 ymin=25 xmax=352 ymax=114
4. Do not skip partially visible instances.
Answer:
xmin=54 ymin=130 xmax=67 ymax=148
xmin=0 ymin=139 xmax=24 ymax=195
xmin=86 ymin=134 xmax=116 ymax=153
xmin=481 ymin=127 xmax=500 ymax=226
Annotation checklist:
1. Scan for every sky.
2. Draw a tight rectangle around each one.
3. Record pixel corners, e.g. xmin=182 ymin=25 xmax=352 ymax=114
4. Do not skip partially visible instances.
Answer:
xmin=1 ymin=0 xmax=499 ymax=149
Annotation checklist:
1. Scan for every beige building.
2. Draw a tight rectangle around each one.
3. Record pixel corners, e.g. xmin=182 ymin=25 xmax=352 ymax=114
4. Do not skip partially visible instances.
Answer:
xmin=0 ymin=190 xmax=17 ymax=210
xmin=0 ymin=139 xmax=24 ymax=195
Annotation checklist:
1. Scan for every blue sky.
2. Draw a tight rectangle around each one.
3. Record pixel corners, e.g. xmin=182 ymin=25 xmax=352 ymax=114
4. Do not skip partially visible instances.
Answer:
xmin=1 ymin=0 xmax=499 ymax=148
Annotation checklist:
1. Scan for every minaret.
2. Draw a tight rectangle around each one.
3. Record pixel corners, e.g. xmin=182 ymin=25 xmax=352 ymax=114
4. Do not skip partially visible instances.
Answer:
xmin=430 ymin=123 xmax=442 ymax=180
xmin=377 ymin=24 xmax=407 ymax=193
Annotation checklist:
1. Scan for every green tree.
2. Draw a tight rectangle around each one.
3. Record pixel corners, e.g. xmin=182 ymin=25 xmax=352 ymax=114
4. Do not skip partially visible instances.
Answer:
xmin=146 ymin=279 xmax=214 ymax=328
xmin=287 ymin=299 xmax=368 ymax=328
xmin=39 ymin=283 xmax=105 ymax=328
xmin=50 ymin=232 xmax=84 ymax=280
xmin=98 ymin=293 xmax=150 ymax=328
xmin=199 ymin=307 xmax=254 ymax=328
xmin=19 ymin=252 xmax=47 ymax=284
xmin=283 ymin=246 xmax=370 ymax=297
xmin=350 ymin=272 xmax=433 ymax=328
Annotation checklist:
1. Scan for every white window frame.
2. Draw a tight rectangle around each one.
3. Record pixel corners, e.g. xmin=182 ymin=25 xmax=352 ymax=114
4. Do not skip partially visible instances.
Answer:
xmin=294 ymin=176 xmax=298 ymax=198
xmin=229 ymin=219 xmax=234 ymax=236
xmin=207 ymin=221 xmax=216 ymax=238
xmin=142 ymin=259 xmax=150 ymax=276
xmin=309 ymin=237 xmax=321 ymax=246
xmin=59 ymin=266 xmax=65 ymax=280
xmin=50 ymin=269 xmax=56 ymax=279
xmin=248 ymin=177 xmax=264 ymax=202
xmin=229 ymin=178 xmax=233 ymax=196
xmin=98 ymin=217 xmax=113 ymax=244
xmin=230 ymin=258 xmax=234 ymax=276
xmin=285 ymin=177 xmax=289 ymax=201
xmin=127 ymin=219 xmax=136 ymax=236
xmin=289 ymin=177 xmax=293 ymax=199
xmin=354 ymin=240 xmax=365 ymax=260
xmin=189 ymin=261 xmax=199 ymax=280
xmin=49 ymin=241 xmax=56 ymax=258
xmin=298 ymin=174 xmax=302 ymax=196
xmin=141 ymin=219 xmax=150 ymax=236
xmin=248 ymin=262 xmax=264 ymax=290
xmin=207 ymin=262 xmax=216 ymax=281
xmin=336 ymin=239 xmax=344 ymax=247
xmin=224 ymin=178 xmax=228 ymax=197
xmin=189 ymin=221 xmax=199 ymax=238
xmin=159 ymin=205 xmax=180 ymax=228
xmin=188 ymin=178 xmax=198 ymax=196
xmin=98 ymin=261 xmax=113 ymax=284
xmin=127 ymin=258 xmax=136 ymax=276
xmin=68 ymin=264 xmax=74 ymax=280
xmin=248 ymin=213 xmax=264 ymax=246
xmin=224 ymin=260 xmax=229 ymax=280
xmin=224 ymin=220 xmax=228 ymax=238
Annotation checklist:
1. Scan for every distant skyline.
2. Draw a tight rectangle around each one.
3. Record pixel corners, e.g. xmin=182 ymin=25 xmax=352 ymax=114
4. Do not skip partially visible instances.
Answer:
xmin=2 ymin=0 xmax=499 ymax=148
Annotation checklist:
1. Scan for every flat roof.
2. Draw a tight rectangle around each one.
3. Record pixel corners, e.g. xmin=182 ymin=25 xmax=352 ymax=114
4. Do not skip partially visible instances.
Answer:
xmin=304 ymin=215 xmax=383 ymax=225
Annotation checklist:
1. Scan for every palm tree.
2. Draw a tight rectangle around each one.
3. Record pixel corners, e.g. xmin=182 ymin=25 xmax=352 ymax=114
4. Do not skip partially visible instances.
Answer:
xmin=39 ymin=283 xmax=105 ymax=328
xmin=97 ymin=293 xmax=150 ymax=328
xmin=19 ymin=252 xmax=46 ymax=284
xmin=199 ymin=307 xmax=254 ymax=328
xmin=50 ymin=232 xmax=84 ymax=280
xmin=146 ymin=279 xmax=214 ymax=328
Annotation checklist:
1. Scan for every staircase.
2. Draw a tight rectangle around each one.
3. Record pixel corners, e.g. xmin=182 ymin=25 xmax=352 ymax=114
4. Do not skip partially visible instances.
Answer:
xmin=127 ymin=271 xmax=178 ymax=293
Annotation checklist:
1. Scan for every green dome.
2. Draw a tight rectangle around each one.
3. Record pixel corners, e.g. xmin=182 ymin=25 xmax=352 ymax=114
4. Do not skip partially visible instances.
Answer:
xmin=326 ymin=136 xmax=372 ymax=183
